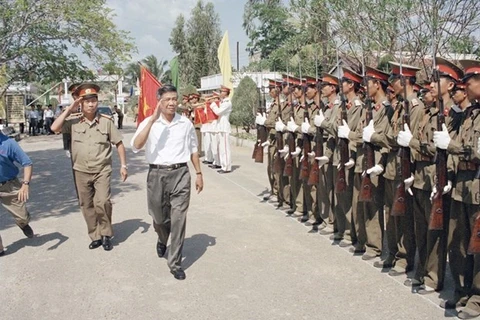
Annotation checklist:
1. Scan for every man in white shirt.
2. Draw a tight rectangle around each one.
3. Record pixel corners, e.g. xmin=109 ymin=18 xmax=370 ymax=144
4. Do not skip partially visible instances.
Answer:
xmin=44 ymin=105 xmax=55 ymax=134
xmin=211 ymin=85 xmax=232 ymax=173
xmin=27 ymin=106 xmax=38 ymax=136
xmin=131 ymin=85 xmax=204 ymax=281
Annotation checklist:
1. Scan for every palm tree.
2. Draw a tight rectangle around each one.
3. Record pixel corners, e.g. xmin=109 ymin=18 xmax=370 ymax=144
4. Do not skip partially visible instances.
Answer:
xmin=124 ymin=62 xmax=140 ymax=83
xmin=141 ymin=55 xmax=170 ymax=82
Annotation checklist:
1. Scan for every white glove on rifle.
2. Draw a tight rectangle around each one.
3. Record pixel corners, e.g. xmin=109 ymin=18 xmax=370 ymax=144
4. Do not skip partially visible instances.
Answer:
xmin=287 ymin=117 xmax=299 ymax=132
xmin=255 ymin=112 xmax=267 ymax=125
xmin=314 ymin=111 xmax=325 ymax=127
xmin=430 ymin=180 xmax=453 ymax=200
xmin=404 ymin=174 xmax=414 ymax=196
xmin=307 ymin=151 xmax=316 ymax=160
xmin=65 ymin=150 xmax=71 ymax=158
xmin=301 ymin=117 xmax=311 ymax=134
xmin=433 ymin=124 xmax=451 ymax=150
xmin=397 ymin=123 xmax=413 ymax=147
xmin=275 ymin=119 xmax=286 ymax=132
xmin=278 ymin=145 xmax=289 ymax=158
xmin=261 ymin=141 xmax=270 ymax=147
xmin=291 ymin=146 xmax=301 ymax=158
xmin=316 ymin=156 xmax=329 ymax=168
xmin=366 ymin=164 xmax=383 ymax=177
xmin=344 ymin=158 xmax=355 ymax=169
xmin=362 ymin=120 xmax=375 ymax=143
xmin=338 ymin=120 xmax=351 ymax=139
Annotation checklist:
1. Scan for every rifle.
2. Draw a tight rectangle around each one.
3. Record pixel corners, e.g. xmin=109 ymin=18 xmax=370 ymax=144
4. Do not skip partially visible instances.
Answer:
xmin=391 ymin=72 xmax=410 ymax=216
xmin=358 ymin=95 xmax=374 ymax=202
xmin=253 ymin=87 xmax=267 ymax=163
xmin=300 ymin=85 xmax=311 ymax=180
xmin=308 ymin=100 xmax=324 ymax=186
xmin=429 ymin=68 xmax=447 ymax=230
xmin=273 ymin=94 xmax=284 ymax=174
xmin=335 ymin=92 xmax=349 ymax=193
xmin=283 ymin=87 xmax=295 ymax=177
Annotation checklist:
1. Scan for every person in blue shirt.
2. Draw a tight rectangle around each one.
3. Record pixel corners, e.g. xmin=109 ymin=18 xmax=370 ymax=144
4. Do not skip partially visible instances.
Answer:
xmin=0 ymin=131 xmax=35 ymax=256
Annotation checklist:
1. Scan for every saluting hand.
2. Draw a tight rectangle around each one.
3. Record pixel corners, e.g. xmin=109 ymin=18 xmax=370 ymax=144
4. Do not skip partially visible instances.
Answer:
xmin=150 ymin=100 xmax=163 ymax=122
xmin=65 ymin=97 xmax=83 ymax=114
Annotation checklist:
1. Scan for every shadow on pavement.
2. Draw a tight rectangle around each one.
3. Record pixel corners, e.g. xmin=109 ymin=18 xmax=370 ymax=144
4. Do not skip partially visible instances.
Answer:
xmin=5 ymin=231 xmax=69 ymax=255
xmin=112 ymin=218 xmax=150 ymax=246
xmin=0 ymin=140 xmax=146 ymax=232
xmin=182 ymin=233 xmax=216 ymax=270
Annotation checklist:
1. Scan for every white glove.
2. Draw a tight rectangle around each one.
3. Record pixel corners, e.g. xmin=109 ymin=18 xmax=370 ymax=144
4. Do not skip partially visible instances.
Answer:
xmin=314 ymin=110 xmax=325 ymax=127
xmin=291 ymin=146 xmax=301 ymax=158
xmin=275 ymin=120 xmax=286 ymax=132
xmin=338 ymin=120 xmax=351 ymax=139
xmin=278 ymin=146 xmax=289 ymax=159
xmin=261 ymin=141 xmax=270 ymax=147
xmin=301 ymin=117 xmax=311 ymax=134
xmin=65 ymin=150 xmax=71 ymax=158
xmin=255 ymin=112 xmax=266 ymax=125
xmin=307 ymin=151 xmax=316 ymax=160
xmin=404 ymin=174 xmax=414 ymax=195
xmin=362 ymin=120 xmax=375 ymax=142
xmin=433 ymin=123 xmax=451 ymax=150
xmin=345 ymin=158 xmax=355 ymax=169
xmin=366 ymin=164 xmax=383 ymax=177
xmin=430 ymin=180 xmax=453 ymax=200
xmin=397 ymin=123 xmax=413 ymax=147
xmin=316 ymin=156 xmax=329 ymax=168
xmin=287 ymin=117 xmax=299 ymax=132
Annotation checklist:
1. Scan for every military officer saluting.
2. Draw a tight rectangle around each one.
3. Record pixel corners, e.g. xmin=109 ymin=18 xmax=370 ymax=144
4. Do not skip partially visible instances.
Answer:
xmin=51 ymin=83 xmax=128 ymax=251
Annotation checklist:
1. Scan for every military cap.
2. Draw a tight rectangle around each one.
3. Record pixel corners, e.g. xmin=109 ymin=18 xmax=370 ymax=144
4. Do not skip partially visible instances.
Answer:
xmin=459 ymin=60 xmax=480 ymax=82
xmin=365 ymin=66 xmax=389 ymax=82
xmin=220 ymin=85 xmax=231 ymax=93
xmin=321 ymin=73 xmax=339 ymax=86
xmin=75 ymin=83 xmax=100 ymax=98
xmin=420 ymin=80 xmax=431 ymax=93
xmin=389 ymin=61 xmax=420 ymax=77
xmin=182 ymin=94 xmax=189 ymax=99
xmin=413 ymin=84 xmax=422 ymax=92
xmin=341 ymin=68 xmax=363 ymax=84
xmin=189 ymin=93 xmax=200 ymax=100
xmin=212 ymin=91 xmax=220 ymax=97
xmin=455 ymin=81 xmax=466 ymax=90
xmin=435 ymin=57 xmax=463 ymax=82
xmin=68 ymin=83 xmax=81 ymax=93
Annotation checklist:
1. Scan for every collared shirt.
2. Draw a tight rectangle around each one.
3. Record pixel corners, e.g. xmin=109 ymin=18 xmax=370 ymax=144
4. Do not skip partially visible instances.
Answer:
xmin=44 ymin=109 xmax=54 ymax=118
xmin=63 ymin=113 xmax=123 ymax=173
xmin=0 ymin=133 xmax=32 ymax=183
xmin=131 ymin=113 xmax=198 ymax=165
xmin=28 ymin=110 xmax=38 ymax=119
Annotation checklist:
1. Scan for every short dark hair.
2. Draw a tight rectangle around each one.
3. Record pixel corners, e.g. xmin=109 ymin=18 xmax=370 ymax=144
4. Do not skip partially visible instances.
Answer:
xmin=157 ymin=85 xmax=177 ymax=99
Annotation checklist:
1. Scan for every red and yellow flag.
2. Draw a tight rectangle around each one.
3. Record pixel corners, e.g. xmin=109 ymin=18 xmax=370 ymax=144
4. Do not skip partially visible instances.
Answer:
xmin=137 ymin=66 xmax=162 ymax=126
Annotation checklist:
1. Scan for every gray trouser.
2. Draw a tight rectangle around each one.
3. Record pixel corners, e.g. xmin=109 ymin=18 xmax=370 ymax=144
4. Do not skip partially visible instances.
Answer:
xmin=147 ymin=166 xmax=191 ymax=271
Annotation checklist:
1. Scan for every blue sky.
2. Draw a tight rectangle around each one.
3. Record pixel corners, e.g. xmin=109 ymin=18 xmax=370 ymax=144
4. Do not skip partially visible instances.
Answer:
xmin=106 ymin=0 xmax=251 ymax=68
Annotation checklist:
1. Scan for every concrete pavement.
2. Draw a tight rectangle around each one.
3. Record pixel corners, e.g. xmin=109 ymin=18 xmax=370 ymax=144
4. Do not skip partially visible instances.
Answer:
xmin=0 ymin=120 xmax=456 ymax=319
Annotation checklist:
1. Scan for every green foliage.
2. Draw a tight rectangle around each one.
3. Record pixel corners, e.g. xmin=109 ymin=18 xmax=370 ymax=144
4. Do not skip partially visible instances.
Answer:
xmin=169 ymin=1 xmax=222 ymax=88
xmin=180 ymin=84 xmax=198 ymax=97
xmin=231 ymin=76 xmax=258 ymax=133
xmin=0 ymin=0 xmax=136 ymax=96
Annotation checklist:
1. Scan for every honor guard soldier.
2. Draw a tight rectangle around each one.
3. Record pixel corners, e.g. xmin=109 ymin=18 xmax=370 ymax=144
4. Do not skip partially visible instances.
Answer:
xmin=433 ymin=60 xmax=480 ymax=319
xmin=211 ymin=85 xmax=232 ymax=173
xmin=51 ymin=83 xmax=128 ymax=251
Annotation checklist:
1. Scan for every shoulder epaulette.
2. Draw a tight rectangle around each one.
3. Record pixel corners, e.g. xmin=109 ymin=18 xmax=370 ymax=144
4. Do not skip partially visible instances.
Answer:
xmin=334 ymin=99 xmax=341 ymax=106
xmin=382 ymin=100 xmax=391 ymax=107
xmin=66 ymin=112 xmax=82 ymax=121
xmin=354 ymin=99 xmax=362 ymax=107
xmin=99 ymin=113 xmax=114 ymax=121
xmin=411 ymin=98 xmax=419 ymax=107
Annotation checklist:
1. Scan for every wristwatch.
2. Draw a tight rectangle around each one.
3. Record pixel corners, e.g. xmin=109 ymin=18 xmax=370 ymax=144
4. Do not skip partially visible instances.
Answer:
xmin=121 ymin=165 xmax=128 ymax=170
xmin=22 ymin=181 xmax=30 ymax=185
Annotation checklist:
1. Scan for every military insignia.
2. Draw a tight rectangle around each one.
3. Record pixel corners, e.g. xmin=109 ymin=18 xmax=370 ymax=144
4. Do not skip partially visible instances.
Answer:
xmin=334 ymin=99 xmax=340 ymax=106
xmin=85 ymin=88 xmax=92 ymax=94
xmin=354 ymin=99 xmax=362 ymax=107
xmin=412 ymin=98 xmax=419 ymax=107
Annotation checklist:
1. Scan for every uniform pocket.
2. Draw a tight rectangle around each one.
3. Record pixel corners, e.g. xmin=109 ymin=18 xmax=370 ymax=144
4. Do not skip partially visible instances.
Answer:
xmin=72 ymin=126 xmax=86 ymax=143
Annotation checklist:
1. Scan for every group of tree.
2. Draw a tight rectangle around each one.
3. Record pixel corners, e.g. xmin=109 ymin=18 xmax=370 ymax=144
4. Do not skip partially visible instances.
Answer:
xmin=0 ymin=0 xmax=136 ymax=98
xmin=243 ymin=0 xmax=480 ymax=76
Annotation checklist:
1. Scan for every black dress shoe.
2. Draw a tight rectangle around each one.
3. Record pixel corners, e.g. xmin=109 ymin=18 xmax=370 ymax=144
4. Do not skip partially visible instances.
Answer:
xmin=20 ymin=224 xmax=34 ymax=238
xmin=263 ymin=194 xmax=272 ymax=201
xmin=0 ymin=251 xmax=5 ymax=257
xmin=101 ymin=236 xmax=113 ymax=251
xmin=373 ymin=256 xmax=394 ymax=269
xmin=349 ymin=246 xmax=366 ymax=255
xmin=404 ymin=278 xmax=423 ymax=287
xmin=209 ymin=164 xmax=221 ymax=169
xmin=286 ymin=208 xmax=296 ymax=215
xmin=157 ymin=241 xmax=167 ymax=258
xmin=202 ymin=160 xmax=213 ymax=164
xmin=217 ymin=170 xmax=231 ymax=174
xmin=170 ymin=268 xmax=186 ymax=280
xmin=440 ymin=298 xmax=467 ymax=309
xmin=458 ymin=308 xmax=480 ymax=319
xmin=89 ymin=239 xmax=102 ymax=249
xmin=299 ymin=215 xmax=309 ymax=223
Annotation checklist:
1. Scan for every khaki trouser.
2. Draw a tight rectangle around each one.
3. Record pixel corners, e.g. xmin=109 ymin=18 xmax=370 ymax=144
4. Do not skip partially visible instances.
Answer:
xmin=353 ymin=173 xmax=384 ymax=256
xmin=449 ymin=200 xmax=480 ymax=311
xmin=0 ymin=178 xmax=31 ymax=251
xmin=311 ymin=163 xmax=335 ymax=229
xmin=412 ymin=187 xmax=448 ymax=290
xmin=332 ymin=166 xmax=354 ymax=241
xmin=74 ymin=170 xmax=113 ymax=241
xmin=384 ymin=179 xmax=416 ymax=269
xmin=147 ymin=166 xmax=191 ymax=271
xmin=267 ymin=140 xmax=278 ymax=197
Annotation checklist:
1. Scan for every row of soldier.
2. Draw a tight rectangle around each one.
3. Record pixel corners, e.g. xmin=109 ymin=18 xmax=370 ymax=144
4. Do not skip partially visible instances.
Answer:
xmin=178 ymin=89 xmax=233 ymax=174
xmin=254 ymin=58 xmax=480 ymax=319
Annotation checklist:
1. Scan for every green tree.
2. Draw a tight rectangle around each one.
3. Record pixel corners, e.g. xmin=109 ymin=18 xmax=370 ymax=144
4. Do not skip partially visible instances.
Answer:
xmin=170 ymin=1 xmax=222 ymax=88
xmin=0 ymin=0 xmax=136 ymax=97
xmin=231 ymin=76 xmax=258 ymax=133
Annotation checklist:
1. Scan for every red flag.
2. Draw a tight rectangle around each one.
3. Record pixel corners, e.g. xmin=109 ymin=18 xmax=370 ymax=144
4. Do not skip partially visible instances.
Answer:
xmin=137 ymin=66 xmax=162 ymax=126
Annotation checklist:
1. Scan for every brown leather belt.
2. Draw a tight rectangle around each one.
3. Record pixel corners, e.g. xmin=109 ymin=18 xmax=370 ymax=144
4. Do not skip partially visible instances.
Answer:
xmin=415 ymin=155 xmax=433 ymax=162
xmin=458 ymin=161 xmax=478 ymax=171
xmin=149 ymin=163 xmax=187 ymax=170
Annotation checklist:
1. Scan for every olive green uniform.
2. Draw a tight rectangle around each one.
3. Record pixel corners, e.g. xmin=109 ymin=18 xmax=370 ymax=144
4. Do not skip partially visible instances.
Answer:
xmin=264 ymin=99 xmax=282 ymax=198
xmin=64 ymin=114 xmax=123 ymax=241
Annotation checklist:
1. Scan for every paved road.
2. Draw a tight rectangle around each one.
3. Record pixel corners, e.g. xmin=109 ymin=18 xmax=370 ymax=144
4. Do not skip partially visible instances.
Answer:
xmin=0 ymin=120 xmax=457 ymax=319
